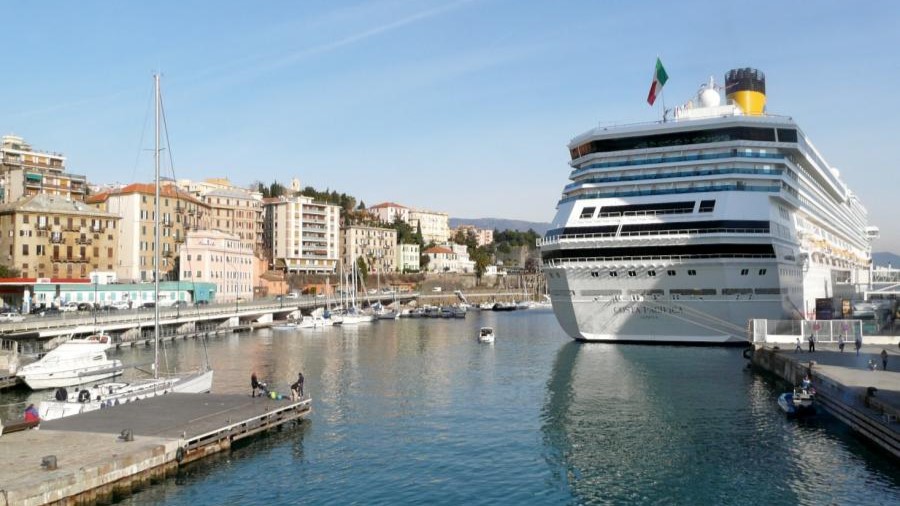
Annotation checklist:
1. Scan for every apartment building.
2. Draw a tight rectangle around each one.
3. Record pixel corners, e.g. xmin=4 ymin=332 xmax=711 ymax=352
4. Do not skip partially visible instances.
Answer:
xmin=0 ymin=194 xmax=120 ymax=278
xmin=87 ymin=183 xmax=210 ymax=282
xmin=179 ymin=229 xmax=254 ymax=302
xmin=423 ymin=243 xmax=475 ymax=273
xmin=409 ymin=208 xmax=450 ymax=244
xmin=0 ymin=135 xmax=87 ymax=204
xmin=200 ymin=188 xmax=264 ymax=254
xmin=453 ymin=225 xmax=494 ymax=246
xmin=341 ymin=225 xmax=398 ymax=274
xmin=264 ymin=195 xmax=340 ymax=273
xmin=368 ymin=202 xmax=410 ymax=225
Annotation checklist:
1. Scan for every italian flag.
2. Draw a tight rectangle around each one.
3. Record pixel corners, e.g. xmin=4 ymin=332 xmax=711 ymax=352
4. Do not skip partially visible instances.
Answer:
xmin=646 ymin=58 xmax=668 ymax=106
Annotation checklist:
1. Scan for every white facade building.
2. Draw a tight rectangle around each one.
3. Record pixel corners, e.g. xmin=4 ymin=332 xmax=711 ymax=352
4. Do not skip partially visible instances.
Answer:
xmin=368 ymin=202 xmax=410 ymax=225
xmin=409 ymin=208 xmax=450 ymax=244
xmin=264 ymin=195 xmax=340 ymax=273
xmin=397 ymin=243 xmax=420 ymax=272
xmin=342 ymin=225 xmax=398 ymax=274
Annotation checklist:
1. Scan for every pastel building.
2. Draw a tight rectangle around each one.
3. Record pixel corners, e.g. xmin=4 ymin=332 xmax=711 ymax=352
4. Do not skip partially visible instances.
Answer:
xmin=397 ymin=243 xmax=420 ymax=272
xmin=368 ymin=202 xmax=410 ymax=225
xmin=409 ymin=208 xmax=450 ymax=245
xmin=179 ymin=229 xmax=255 ymax=302
xmin=341 ymin=225 xmax=398 ymax=274
xmin=0 ymin=135 xmax=87 ymax=204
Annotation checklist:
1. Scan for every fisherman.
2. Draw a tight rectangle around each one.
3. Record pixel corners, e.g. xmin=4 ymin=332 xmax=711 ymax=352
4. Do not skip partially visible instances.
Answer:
xmin=297 ymin=371 xmax=305 ymax=397
xmin=290 ymin=381 xmax=301 ymax=401
xmin=801 ymin=374 xmax=812 ymax=393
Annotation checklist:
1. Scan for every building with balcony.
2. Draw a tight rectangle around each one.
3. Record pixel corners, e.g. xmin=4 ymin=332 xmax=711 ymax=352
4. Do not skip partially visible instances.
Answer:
xmin=397 ymin=243 xmax=420 ymax=272
xmin=0 ymin=194 xmax=120 ymax=279
xmin=0 ymin=135 xmax=87 ymax=204
xmin=179 ymin=229 xmax=254 ymax=302
xmin=264 ymin=195 xmax=340 ymax=274
xmin=198 ymin=187 xmax=265 ymax=255
xmin=86 ymin=183 xmax=210 ymax=282
xmin=341 ymin=225 xmax=398 ymax=274
xmin=423 ymin=244 xmax=475 ymax=273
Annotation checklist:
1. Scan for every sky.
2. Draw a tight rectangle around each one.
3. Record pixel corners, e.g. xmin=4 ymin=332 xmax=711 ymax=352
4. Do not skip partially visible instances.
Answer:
xmin=3 ymin=1 xmax=900 ymax=251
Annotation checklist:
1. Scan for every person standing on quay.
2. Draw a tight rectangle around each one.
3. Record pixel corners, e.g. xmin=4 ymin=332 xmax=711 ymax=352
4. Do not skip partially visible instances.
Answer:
xmin=297 ymin=371 xmax=305 ymax=398
xmin=807 ymin=333 xmax=816 ymax=353
xmin=794 ymin=337 xmax=802 ymax=353
xmin=251 ymin=372 xmax=260 ymax=397
xmin=855 ymin=335 xmax=862 ymax=356
xmin=882 ymin=349 xmax=889 ymax=371
xmin=838 ymin=334 xmax=845 ymax=353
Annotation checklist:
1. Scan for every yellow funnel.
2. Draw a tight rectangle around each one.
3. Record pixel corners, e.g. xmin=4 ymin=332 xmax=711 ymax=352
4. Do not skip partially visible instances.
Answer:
xmin=726 ymin=68 xmax=766 ymax=115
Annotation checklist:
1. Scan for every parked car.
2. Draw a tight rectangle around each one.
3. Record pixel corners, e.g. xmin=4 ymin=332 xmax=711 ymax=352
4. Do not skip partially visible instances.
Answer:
xmin=77 ymin=302 xmax=96 ymax=311
xmin=0 ymin=312 xmax=25 ymax=323
xmin=99 ymin=304 xmax=119 ymax=311
xmin=432 ymin=287 xmax=442 ymax=292
xmin=141 ymin=302 xmax=156 ymax=309
xmin=111 ymin=301 xmax=131 ymax=310
xmin=285 ymin=292 xmax=300 ymax=299
xmin=194 ymin=300 xmax=209 ymax=306
xmin=59 ymin=302 xmax=79 ymax=312
xmin=172 ymin=300 xmax=188 ymax=308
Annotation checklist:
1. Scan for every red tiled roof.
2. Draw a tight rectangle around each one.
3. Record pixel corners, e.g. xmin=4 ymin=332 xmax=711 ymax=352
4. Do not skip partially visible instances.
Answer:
xmin=370 ymin=202 xmax=407 ymax=209
xmin=85 ymin=183 xmax=203 ymax=205
xmin=424 ymin=246 xmax=453 ymax=254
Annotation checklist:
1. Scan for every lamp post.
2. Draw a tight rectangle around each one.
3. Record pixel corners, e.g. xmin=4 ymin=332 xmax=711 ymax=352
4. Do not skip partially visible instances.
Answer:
xmin=93 ymin=280 xmax=98 ymax=326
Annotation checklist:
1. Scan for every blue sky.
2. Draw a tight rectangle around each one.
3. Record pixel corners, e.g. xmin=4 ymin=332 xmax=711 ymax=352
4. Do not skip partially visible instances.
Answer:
xmin=4 ymin=1 xmax=900 ymax=250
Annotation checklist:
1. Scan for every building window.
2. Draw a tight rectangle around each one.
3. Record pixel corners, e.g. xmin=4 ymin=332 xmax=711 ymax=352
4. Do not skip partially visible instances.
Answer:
xmin=22 ymin=244 xmax=29 ymax=256
xmin=688 ymin=270 xmax=697 ymax=276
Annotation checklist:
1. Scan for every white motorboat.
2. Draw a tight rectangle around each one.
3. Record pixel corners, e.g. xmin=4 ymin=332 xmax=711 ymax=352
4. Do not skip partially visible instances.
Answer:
xmin=18 ymin=333 xmax=123 ymax=390
xmin=298 ymin=315 xmax=327 ymax=328
xmin=478 ymin=327 xmax=495 ymax=343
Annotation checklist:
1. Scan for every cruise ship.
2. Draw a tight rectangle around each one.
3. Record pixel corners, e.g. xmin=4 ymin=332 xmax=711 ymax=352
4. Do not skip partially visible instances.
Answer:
xmin=541 ymin=68 xmax=879 ymax=344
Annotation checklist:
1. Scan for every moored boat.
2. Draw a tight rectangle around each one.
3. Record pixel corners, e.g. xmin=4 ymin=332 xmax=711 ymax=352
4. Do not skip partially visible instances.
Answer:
xmin=18 ymin=333 xmax=123 ymax=390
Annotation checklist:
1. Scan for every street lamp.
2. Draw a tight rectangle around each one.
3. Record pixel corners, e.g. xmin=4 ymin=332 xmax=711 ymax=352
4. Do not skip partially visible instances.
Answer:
xmin=93 ymin=280 xmax=98 ymax=326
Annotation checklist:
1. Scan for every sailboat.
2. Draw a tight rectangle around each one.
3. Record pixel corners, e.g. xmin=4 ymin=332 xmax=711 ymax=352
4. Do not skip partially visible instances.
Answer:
xmin=38 ymin=74 xmax=213 ymax=421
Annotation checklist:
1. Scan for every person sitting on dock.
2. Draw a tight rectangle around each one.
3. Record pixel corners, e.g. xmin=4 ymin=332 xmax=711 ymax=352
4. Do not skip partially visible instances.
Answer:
xmin=801 ymin=374 xmax=812 ymax=393
xmin=23 ymin=404 xmax=39 ymax=423
xmin=290 ymin=381 xmax=301 ymax=401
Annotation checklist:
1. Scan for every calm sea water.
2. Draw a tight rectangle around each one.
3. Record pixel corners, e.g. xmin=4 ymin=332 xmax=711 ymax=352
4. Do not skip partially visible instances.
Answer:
xmin=3 ymin=311 xmax=899 ymax=504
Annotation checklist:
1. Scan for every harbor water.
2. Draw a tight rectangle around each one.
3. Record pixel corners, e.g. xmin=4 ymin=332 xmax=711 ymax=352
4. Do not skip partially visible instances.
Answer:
xmin=3 ymin=310 xmax=899 ymax=504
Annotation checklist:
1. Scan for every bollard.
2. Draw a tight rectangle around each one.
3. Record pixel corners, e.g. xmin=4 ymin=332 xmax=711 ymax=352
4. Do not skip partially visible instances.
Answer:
xmin=41 ymin=455 xmax=58 ymax=470
xmin=119 ymin=428 xmax=134 ymax=442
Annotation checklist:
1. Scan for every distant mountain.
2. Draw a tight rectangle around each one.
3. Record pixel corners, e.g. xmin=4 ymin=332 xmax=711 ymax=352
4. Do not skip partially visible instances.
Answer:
xmin=872 ymin=251 xmax=900 ymax=268
xmin=450 ymin=218 xmax=551 ymax=235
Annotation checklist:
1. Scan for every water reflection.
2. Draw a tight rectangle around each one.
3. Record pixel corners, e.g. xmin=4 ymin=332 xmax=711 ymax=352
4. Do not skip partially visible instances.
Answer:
xmin=542 ymin=341 xmax=900 ymax=505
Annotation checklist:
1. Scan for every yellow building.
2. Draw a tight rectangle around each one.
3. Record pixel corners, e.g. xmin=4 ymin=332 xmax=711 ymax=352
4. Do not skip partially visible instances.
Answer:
xmin=0 ymin=135 xmax=87 ymax=204
xmin=0 ymin=194 xmax=120 ymax=278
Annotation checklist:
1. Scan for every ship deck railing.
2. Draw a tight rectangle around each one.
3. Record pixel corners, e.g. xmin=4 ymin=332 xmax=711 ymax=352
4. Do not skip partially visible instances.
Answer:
xmin=539 ymin=228 xmax=771 ymax=246
xmin=543 ymin=253 xmax=776 ymax=266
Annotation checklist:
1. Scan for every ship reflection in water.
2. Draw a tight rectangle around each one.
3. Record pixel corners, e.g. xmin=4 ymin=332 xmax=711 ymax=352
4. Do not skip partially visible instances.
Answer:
xmin=542 ymin=341 xmax=900 ymax=504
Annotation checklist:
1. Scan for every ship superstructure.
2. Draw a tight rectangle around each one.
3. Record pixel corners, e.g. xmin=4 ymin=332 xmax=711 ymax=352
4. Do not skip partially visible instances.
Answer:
xmin=541 ymin=68 xmax=877 ymax=343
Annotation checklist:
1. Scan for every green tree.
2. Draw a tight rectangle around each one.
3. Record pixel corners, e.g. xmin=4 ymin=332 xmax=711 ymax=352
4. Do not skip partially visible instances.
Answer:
xmin=471 ymin=246 xmax=492 ymax=280
xmin=0 ymin=264 xmax=21 ymax=278
xmin=356 ymin=256 xmax=369 ymax=282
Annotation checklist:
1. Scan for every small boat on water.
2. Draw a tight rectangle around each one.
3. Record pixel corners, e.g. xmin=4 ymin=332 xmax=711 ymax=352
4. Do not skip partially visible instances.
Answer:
xmin=478 ymin=327 xmax=495 ymax=343
xmin=492 ymin=302 xmax=517 ymax=312
xmin=778 ymin=388 xmax=816 ymax=417
xmin=18 ymin=333 xmax=123 ymax=390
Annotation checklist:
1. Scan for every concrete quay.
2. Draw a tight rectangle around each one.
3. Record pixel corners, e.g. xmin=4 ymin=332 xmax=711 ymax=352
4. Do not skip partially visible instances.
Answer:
xmin=750 ymin=343 xmax=900 ymax=458
xmin=0 ymin=394 xmax=311 ymax=505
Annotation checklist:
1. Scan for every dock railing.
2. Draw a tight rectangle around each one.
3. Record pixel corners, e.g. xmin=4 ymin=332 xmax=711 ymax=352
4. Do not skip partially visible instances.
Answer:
xmin=751 ymin=319 xmax=865 ymax=345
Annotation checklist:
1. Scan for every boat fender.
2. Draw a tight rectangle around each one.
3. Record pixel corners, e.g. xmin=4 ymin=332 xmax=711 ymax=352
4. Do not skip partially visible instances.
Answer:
xmin=742 ymin=348 xmax=752 ymax=360
xmin=55 ymin=388 xmax=68 ymax=401
xmin=176 ymin=446 xmax=185 ymax=463
xmin=78 ymin=389 xmax=90 ymax=403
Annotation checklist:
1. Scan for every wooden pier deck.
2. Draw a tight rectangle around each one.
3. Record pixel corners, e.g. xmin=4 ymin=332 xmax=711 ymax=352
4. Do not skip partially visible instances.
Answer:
xmin=0 ymin=394 xmax=310 ymax=505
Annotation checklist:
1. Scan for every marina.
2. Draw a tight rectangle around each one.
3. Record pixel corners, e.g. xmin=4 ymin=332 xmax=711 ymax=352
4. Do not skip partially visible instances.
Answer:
xmin=2 ymin=311 xmax=897 ymax=505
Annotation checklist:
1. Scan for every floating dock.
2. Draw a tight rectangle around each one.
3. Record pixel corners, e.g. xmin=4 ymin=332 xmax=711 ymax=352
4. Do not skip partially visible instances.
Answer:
xmin=750 ymin=344 xmax=899 ymax=458
xmin=0 ymin=393 xmax=310 ymax=505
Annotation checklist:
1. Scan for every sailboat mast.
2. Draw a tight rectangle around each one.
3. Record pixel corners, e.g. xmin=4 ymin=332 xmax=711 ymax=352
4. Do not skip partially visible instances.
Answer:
xmin=153 ymin=73 xmax=161 ymax=379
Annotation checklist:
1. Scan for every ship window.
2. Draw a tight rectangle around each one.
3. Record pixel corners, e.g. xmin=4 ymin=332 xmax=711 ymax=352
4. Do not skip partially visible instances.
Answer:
xmin=740 ymin=269 xmax=749 ymax=276
xmin=648 ymin=270 xmax=656 ymax=277
xmin=688 ymin=270 xmax=697 ymax=276
xmin=776 ymin=128 xmax=798 ymax=143
xmin=758 ymin=269 xmax=767 ymax=275
xmin=579 ymin=207 xmax=596 ymax=219
xmin=667 ymin=270 xmax=676 ymax=276
xmin=698 ymin=200 xmax=715 ymax=213
xmin=609 ymin=271 xmax=618 ymax=277
xmin=628 ymin=271 xmax=636 ymax=277
xmin=590 ymin=271 xmax=600 ymax=278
